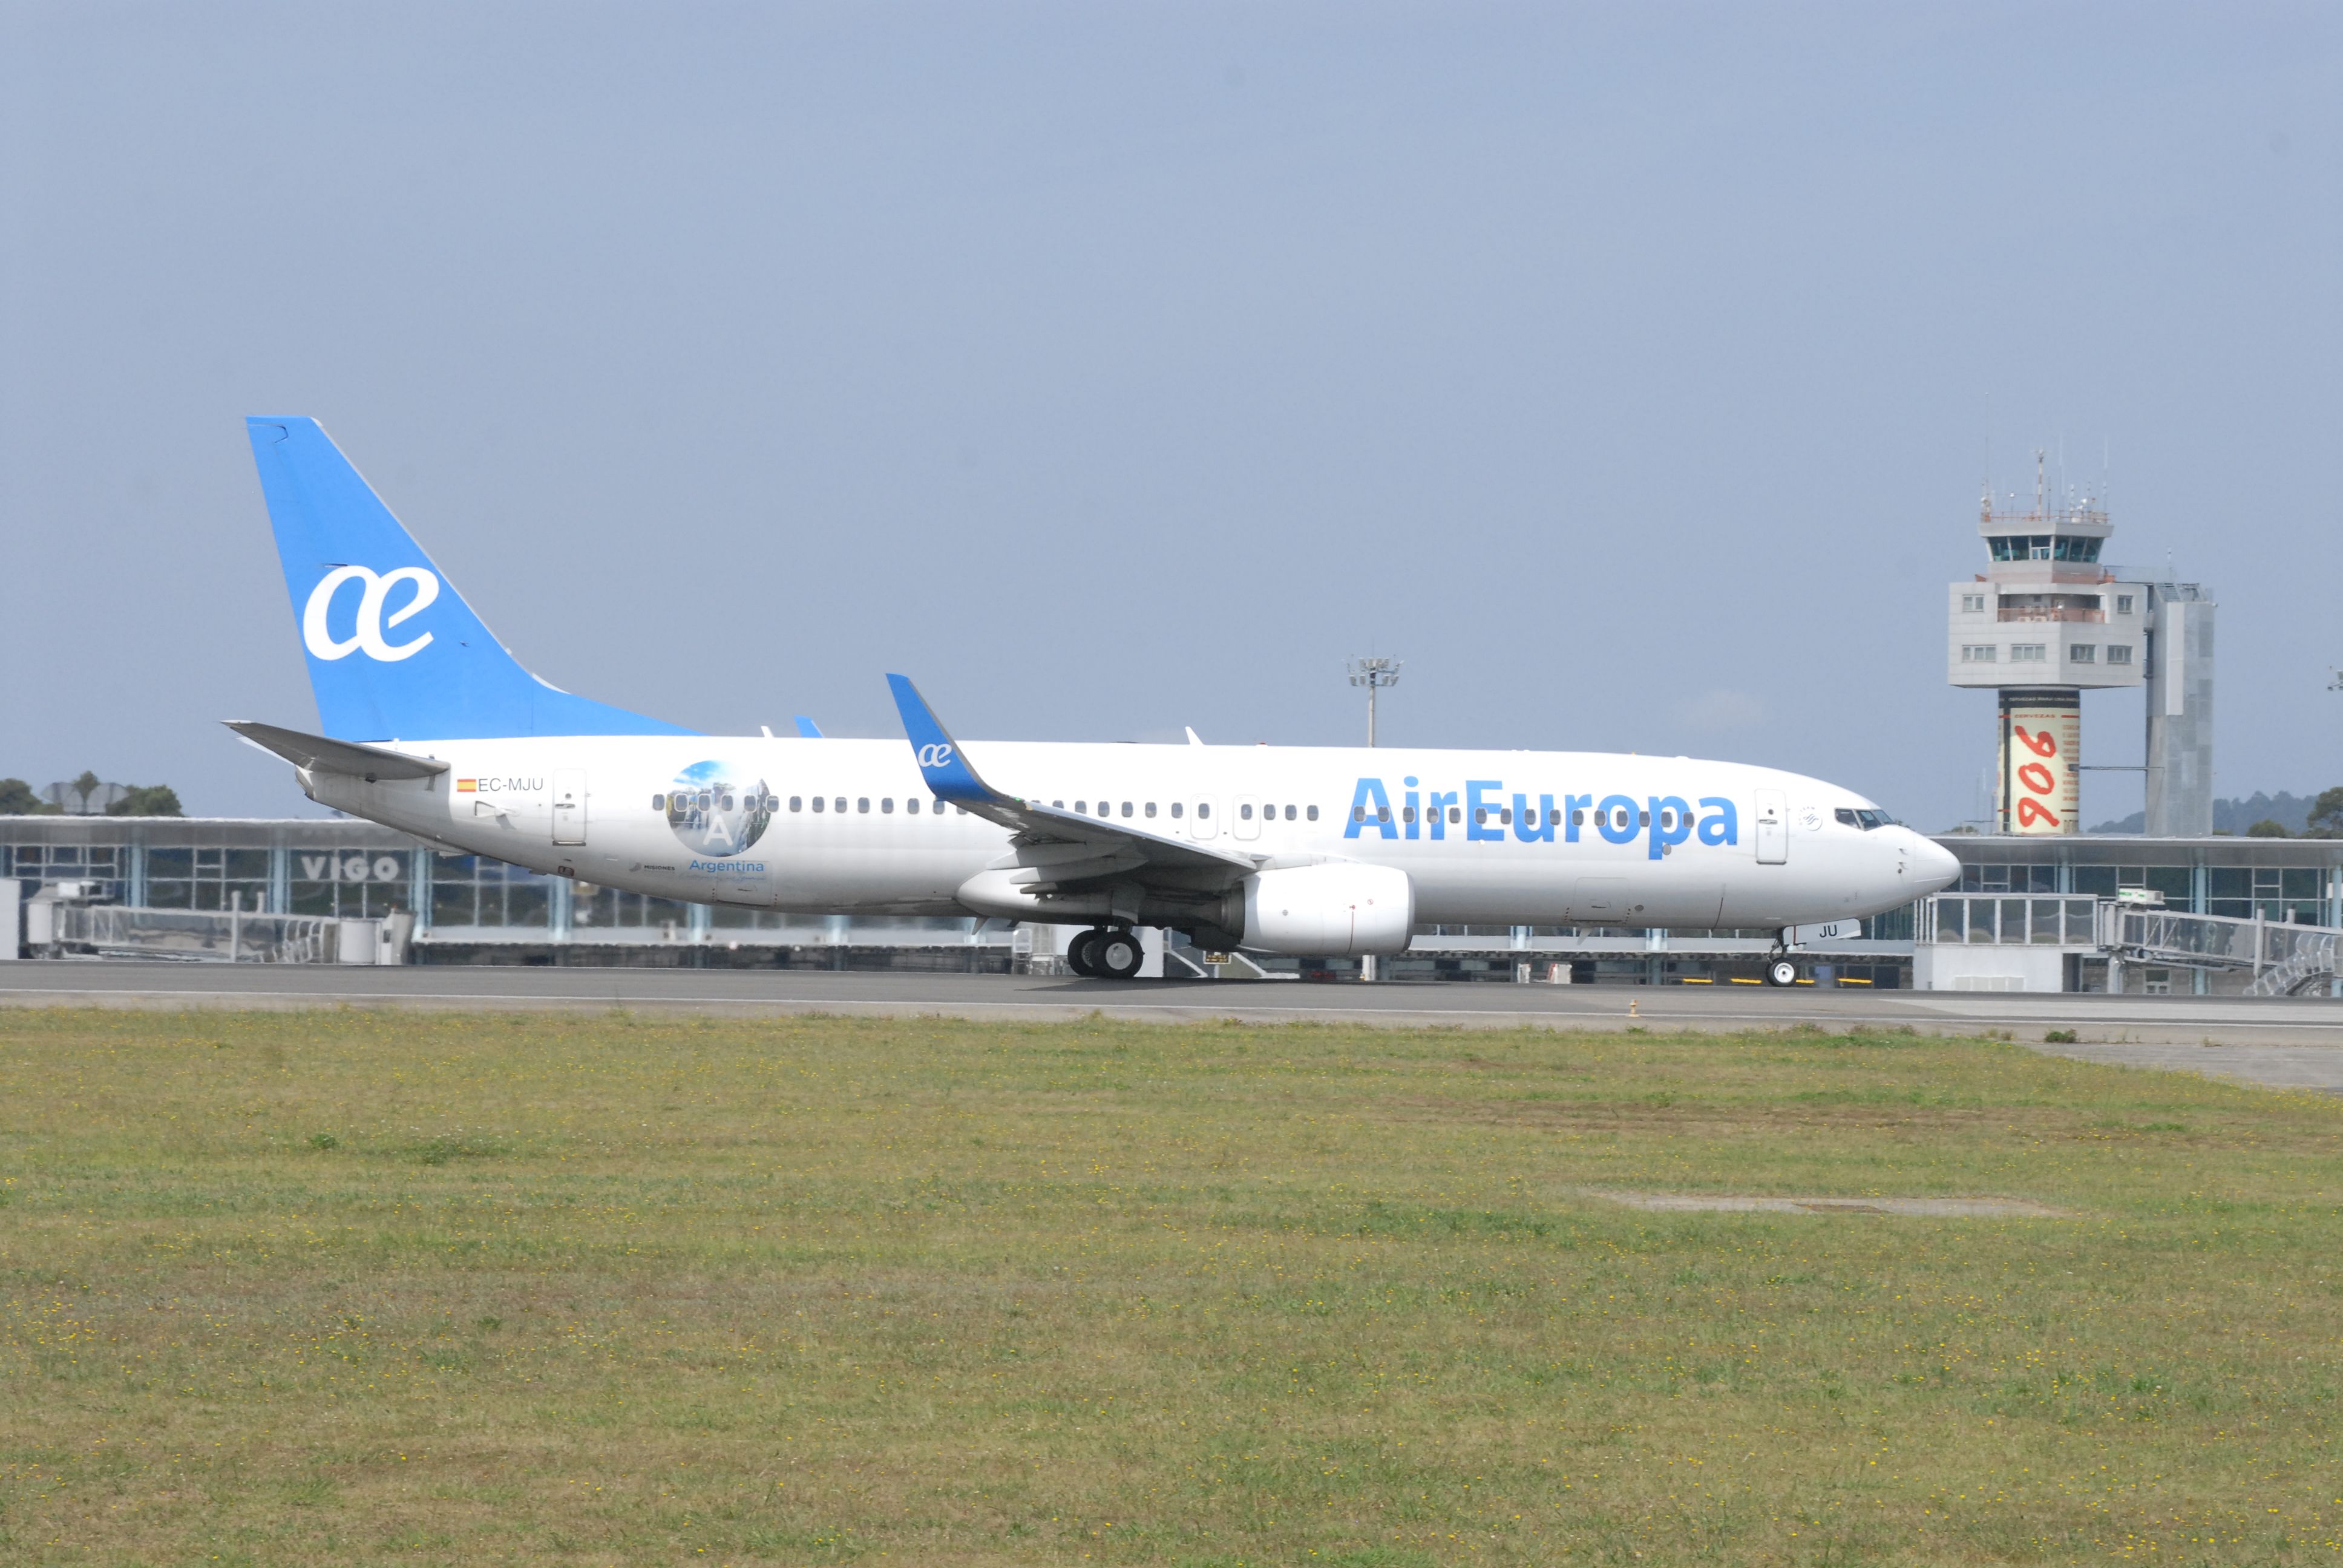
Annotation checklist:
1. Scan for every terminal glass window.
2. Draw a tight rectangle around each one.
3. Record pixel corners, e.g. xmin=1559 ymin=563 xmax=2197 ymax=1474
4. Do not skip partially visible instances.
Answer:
xmin=3 ymin=842 xmax=126 ymax=894
xmin=2072 ymin=866 xmax=2118 ymax=897
xmin=572 ymin=883 xmax=695 ymax=933
xmin=289 ymin=848 xmax=411 ymax=918
xmin=428 ymin=854 xmax=551 ymax=929
xmin=2106 ymin=645 xmax=2133 ymax=664
xmin=2210 ymin=866 xmax=2328 ymax=923
xmin=1959 ymin=863 xmax=2056 ymax=893
xmin=2009 ymin=643 xmax=2046 ymax=662
xmin=146 ymin=846 xmax=270 ymax=912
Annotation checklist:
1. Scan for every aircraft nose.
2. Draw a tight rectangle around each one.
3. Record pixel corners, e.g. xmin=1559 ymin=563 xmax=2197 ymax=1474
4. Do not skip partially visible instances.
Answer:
xmin=1910 ymin=833 xmax=1961 ymax=893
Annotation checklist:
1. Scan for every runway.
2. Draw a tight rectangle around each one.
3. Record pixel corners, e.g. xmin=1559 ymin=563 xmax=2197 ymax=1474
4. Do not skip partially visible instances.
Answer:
xmin=5 ymin=961 xmax=2343 ymax=1092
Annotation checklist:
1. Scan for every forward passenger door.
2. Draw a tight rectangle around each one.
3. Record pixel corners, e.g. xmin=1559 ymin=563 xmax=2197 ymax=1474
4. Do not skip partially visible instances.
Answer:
xmin=1753 ymin=789 xmax=1786 ymax=865
xmin=552 ymin=769 xmax=588 ymax=846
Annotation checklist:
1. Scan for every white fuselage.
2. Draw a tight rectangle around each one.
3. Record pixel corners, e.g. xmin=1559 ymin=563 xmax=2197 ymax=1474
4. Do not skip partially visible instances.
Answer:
xmin=300 ymin=735 xmax=1959 ymax=933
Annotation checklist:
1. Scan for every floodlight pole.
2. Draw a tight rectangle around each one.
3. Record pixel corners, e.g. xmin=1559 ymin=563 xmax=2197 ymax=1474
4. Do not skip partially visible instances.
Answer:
xmin=1345 ymin=655 xmax=1401 ymax=985
xmin=1347 ymin=656 xmax=1401 ymax=748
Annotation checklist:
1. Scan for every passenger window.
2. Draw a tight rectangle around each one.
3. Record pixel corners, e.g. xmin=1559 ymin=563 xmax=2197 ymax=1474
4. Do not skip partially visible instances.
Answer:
xmin=651 ymin=794 xmax=665 ymax=810
xmin=1638 ymin=811 xmax=1649 ymax=828
xmin=1403 ymin=806 xmax=1416 ymax=824
xmin=1501 ymin=808 xmax=1512 ymax=826
xmin=1145 ymin=802 xmax=1157 ymax=817
xmin=1306 ymin=805 xmax=1318 ymax=821
xmin=1354 ymin=806 xmax=1365 ymax=823
xmin=834 ymin=797 xmax=847 ymax=813
xmin=906 ymin=799 xmax=920 ymax=814
xmin=790 ymin=797 xmax=802 ymax=812
xmin=1474 ymin=807 xmax=1486 ymax=825
xmin=1053 ymin=800 xmax=1064 ymax=809
xmin=1171 ymin=802 xmax=1184 ymax=818
xmin=1573 ymin=810 xmax=1584 ymax=826
xmin=719 ymin=795 xmax=733 ymax=811
xmin=1075 ymin=801 xmax=1086 ymax=814
xmin=1449 ymin=807 xmax=1461 ymax=825
xmin=1242 ymin=803 xmax=1254 ymax=820
xmin=881 ymin=798 xmax=894 ymax=814
xmin=1198 ymin=803 xmax=1211 ymax=819
xmin=1377 ymin=808 xmax=1391 ymax=823
xmin=857 ymin=798 xmax=870 ymax=813
xmin=1121 ymin=802 xmax=1133 ymax=817
xmin=812 ymin=797 xmax=825 ymax=813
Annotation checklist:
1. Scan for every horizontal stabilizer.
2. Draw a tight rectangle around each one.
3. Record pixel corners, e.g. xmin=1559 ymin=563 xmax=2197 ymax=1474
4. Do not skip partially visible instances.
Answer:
xmin=224 ymin=720 xmax=448 ymax=781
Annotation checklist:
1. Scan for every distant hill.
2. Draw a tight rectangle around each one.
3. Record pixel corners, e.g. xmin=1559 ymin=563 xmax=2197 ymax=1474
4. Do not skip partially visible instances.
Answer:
xmin=2090 ymin=791 xmax=2321 ymax=835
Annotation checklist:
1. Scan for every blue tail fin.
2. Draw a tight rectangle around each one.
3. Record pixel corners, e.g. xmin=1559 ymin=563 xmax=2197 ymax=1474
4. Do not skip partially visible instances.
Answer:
xmin=246 ymin=417 xmax=695 ymax=742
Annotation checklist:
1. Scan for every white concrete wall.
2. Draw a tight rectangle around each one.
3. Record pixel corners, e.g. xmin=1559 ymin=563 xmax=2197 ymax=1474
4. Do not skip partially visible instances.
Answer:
xmin=1914 ymin=943 xmax=2067 ymax=992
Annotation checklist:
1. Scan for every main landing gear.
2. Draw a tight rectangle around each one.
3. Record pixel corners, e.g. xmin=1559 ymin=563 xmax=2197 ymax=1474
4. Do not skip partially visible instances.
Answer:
xmin=1067 ymin=926 xmax=1144 ymax=981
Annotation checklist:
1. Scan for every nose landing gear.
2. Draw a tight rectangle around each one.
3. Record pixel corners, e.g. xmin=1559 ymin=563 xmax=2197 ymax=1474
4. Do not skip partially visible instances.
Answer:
xmin=1066 ymin=926 xmax=1144 ymax=981
xmin=1763 ymin=929 xmax=1798 ymax=987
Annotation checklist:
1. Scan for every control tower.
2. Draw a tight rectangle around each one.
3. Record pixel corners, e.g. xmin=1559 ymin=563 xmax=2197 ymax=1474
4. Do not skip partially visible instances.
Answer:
xmin=1947 ymin=463 xmax=2146 ymax=835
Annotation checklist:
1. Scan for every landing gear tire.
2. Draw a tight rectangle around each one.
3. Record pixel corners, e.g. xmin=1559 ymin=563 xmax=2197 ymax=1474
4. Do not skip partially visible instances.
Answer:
xmin=1765 ymin=959 xmax=1798 ymax=988
xmin=1066 ymin=929 xmax=1103 ymax=977
xmin=1092 ymin=929 xmax=1144 ymax=981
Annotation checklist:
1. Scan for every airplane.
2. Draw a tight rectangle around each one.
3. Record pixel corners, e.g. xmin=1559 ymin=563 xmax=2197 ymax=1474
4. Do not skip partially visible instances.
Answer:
xmin=230 ymin=417 xmax=1961 ymax=983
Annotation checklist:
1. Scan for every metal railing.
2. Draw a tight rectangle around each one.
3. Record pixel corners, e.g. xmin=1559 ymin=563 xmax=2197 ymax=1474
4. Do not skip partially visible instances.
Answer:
xmin=54 ymin=904 xmax=337 ymax=963
xmin=1919 ymin=895 xmax=2099 ymax=947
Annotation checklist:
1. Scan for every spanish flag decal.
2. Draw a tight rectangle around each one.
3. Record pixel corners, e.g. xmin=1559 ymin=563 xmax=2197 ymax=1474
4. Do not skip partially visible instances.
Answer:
xmin=456 ymin=779 xmax=477 ymax=792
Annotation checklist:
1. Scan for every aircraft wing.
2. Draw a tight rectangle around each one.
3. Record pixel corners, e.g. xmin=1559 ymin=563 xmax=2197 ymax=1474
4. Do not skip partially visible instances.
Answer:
xmin=224 ymin=720 xmax=450 ymax=781
xmin=886 ymin=674 xmax=1259 ymax=893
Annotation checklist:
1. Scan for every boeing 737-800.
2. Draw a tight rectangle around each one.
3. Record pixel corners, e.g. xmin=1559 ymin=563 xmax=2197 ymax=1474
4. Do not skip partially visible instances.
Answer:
xmin=229 ymin=418 xmax=1959 ymax=981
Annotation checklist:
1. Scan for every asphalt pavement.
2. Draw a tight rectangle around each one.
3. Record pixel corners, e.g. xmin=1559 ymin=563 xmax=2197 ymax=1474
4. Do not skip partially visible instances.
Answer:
xmin=4 ymin=960 xmax=2342 ymax=1092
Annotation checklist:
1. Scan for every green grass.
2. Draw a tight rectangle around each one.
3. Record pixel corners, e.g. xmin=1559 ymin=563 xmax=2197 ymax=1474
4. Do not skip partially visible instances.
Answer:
xmin=1 ymin=1007 xmax=2338 ymax=1566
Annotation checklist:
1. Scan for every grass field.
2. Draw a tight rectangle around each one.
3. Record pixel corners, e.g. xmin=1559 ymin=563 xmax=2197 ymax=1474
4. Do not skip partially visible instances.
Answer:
xmin=2 ymin=1007 xmax=2339 ymax=1566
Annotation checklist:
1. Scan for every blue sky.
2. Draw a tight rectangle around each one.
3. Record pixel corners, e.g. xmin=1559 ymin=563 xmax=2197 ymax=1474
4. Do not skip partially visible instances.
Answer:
xmin=3 ymin=2 xmax=2336 ymax=827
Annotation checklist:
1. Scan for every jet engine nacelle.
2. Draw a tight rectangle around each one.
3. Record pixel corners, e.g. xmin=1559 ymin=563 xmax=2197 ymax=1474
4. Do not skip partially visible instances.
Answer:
xmin=1238 ymin=862 xmax=1414 ymax=956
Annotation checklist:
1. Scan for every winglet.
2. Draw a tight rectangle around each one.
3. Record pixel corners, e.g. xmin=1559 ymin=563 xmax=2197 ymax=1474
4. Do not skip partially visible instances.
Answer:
xmin=793 ymin=716 xmax=824 ymax=738
xmin=885 ymin=675 xmax=1001 ymax=808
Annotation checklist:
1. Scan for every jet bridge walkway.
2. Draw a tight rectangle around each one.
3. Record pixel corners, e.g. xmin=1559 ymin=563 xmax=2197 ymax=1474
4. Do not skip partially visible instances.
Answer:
xmin=1918 ymin=895 xmax=2341 ymax=996
xmin=2102 ymin=905 xmax=2341 ymax=998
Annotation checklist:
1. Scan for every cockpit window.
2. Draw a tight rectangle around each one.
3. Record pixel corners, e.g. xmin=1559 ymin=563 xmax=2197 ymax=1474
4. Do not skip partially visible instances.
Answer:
xmin=1837 ymin=808 xmax=1896 ymax=831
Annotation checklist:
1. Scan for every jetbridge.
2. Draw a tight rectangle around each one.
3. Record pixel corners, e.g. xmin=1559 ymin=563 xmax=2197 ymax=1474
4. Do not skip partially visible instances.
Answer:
xmin=1916 ymin=893 xmax=2341 ymax=996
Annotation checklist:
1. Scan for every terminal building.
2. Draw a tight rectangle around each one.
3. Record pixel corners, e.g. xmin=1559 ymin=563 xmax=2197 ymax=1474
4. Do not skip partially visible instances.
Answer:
xmin=3 ymin=461 xmax=2328 ymax=995
xmin=5 ymin=812 xmax=2336 ymax=994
